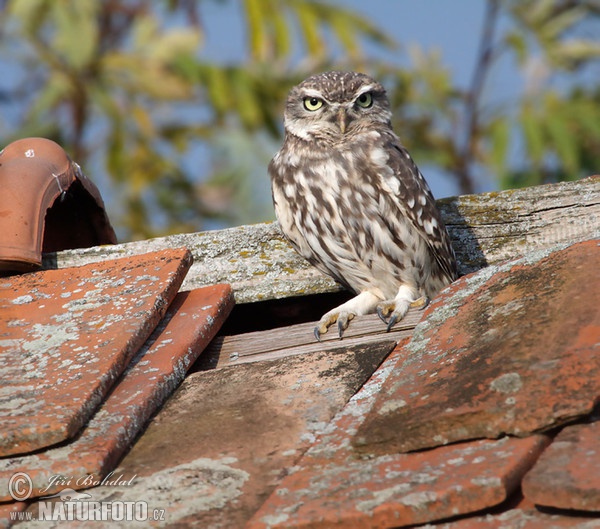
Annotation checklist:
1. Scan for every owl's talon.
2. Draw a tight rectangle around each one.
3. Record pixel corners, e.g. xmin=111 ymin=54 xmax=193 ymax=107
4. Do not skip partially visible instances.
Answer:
xmin=410 ymin=296 xmax=430 ymax=310
xmin=336 ymin=312 xmax=354 ymax=339
xmin=314 ymin=327 xmax=322 ymax=342
xmin=386 ymin=314 xmax=398 ymax=332
xmin=376 ymin=301 xmax=395 ymax=323
xmin=337 ymin=319 xmax=345 ymax=339
xmin=314 ymin=303 xmax=364 ymax=341
xmin=376 ymin=287 xmax=425 ymax=330
xmin=376 ymin=305 xmax=389 ymax=323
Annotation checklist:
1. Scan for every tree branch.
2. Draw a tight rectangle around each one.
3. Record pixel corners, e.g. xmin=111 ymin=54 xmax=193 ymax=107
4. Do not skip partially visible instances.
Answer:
xmin=456 ymin=0 xmax=501 ymax=194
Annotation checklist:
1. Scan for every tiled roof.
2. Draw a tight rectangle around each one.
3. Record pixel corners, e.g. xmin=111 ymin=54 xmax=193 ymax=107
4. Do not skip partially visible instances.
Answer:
xmin=0 ymin=173 xmax=599 ymax=528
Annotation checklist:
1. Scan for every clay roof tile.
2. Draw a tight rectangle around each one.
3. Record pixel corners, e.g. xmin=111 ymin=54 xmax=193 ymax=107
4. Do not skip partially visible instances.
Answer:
xmin=0 ymin=137 xmax=116 ymax=274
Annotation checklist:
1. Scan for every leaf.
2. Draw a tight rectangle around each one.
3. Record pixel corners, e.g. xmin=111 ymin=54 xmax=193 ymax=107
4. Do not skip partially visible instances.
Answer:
xmin=231 ymin=69 xmax=262 ymax=128
xmin=269 ymin=3 xmax=291 ymax=59
xmin=538 ymin=5 xmax=586 ymax=39
xmin=202 ymin=64 xmax=232 ymax=116
xmin=545 ymin=109 xmax=579 ymax=174
xmin=27 ymin=72 xmax=70 ymax=120
xmin=294 ymin=2 xmax=323 ymax=58
xmin=51 ymin=0 xmax=99 ymax=69
xmin=552 ymin=38 xmax=600 ymax=64
xmin=131 ymin=105 xmax=155 ymax=139
xmin=131 ymin=14 xmax=158 ymax=50
xmin=6 ymin=0 xmax=51 ymax=34
xmin=571 ymin=98 xmax=600 ymax=140
xmin=504 ymin=31 xmax=528 ymax=65
xmin=149 ymin=28 xmax=201 ymax=63
xmin=524 ymin=0 xmax=556 ymax=26
xmin=519 ymin=103 xmax=545 ymax=166
xmin=244 ymin=0 xmax=268 ymax=60
xmin=489 ymin=118 xmax=511 ymax=175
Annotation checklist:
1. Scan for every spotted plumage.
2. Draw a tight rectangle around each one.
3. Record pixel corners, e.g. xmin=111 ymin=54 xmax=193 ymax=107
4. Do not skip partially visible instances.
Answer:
xmin=269 ymin=71 xmax=458 ymax=339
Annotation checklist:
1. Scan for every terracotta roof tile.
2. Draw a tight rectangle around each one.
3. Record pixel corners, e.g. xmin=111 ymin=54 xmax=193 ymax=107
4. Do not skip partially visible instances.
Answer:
xmin=353 ymin=240 xmax=600 ymax=455
xmin=432 ymin=496 xmax=600 ymax=528
xmin=0 ymin=137 xmax=116 ymax=274
xmin=522 ymin=420 xmax=600 ymax=512
xmin=44 ymin=342 xmax=395 ymax=528
xmin=0 ymin=248 xmax=192 ymax=457
xmin=0 ymin=502 xmax=27 ymax=528
xmin=247 ymin=344 xmax=550 ymax=529
xmin=0 ymin=284 xmax=233 ymax=503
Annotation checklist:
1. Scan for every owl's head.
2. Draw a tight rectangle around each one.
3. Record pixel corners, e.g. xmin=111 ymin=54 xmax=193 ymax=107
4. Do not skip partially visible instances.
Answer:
xmin=283 ymin=71 xmax=392 ymax=143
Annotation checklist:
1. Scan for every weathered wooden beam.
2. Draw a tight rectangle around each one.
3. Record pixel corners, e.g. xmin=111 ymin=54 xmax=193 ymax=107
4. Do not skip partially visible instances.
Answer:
xmin=43 ymin=176 xmax=600 ymax=303
xmin=441 ymin=175 xmax=600 ymax=274
xmin=197 ymin=312 xmax=421 ymax=369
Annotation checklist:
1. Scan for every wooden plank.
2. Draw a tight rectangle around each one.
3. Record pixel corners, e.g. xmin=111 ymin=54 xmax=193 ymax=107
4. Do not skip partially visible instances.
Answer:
xmin=197 ymin=310 xmax=423 ymax=369
xmin=439 ymin=175 xmax=600 ymax=274
xmin=43 ymin=176 xmax=600 ymax=303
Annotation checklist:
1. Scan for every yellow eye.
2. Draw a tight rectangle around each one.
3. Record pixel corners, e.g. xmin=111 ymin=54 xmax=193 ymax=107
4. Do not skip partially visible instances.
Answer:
xmin=356 ymin=92 xmax=373 ymax=108
xmin=303 ymin=97 xmax=323 ymax=111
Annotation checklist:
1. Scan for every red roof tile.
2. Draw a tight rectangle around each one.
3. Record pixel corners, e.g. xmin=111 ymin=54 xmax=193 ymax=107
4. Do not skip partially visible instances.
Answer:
xmin=0 ymin=284 xmax=233 ymax=503
xmin=44 ymin=342 xmax=395 ymax=528
xmin=0 ymin=248 xmax=191 ymax=457
xmin=0 ymin=137 xmax=116 ymax=274
xmin=434 ymin=496 xmax=600 ymax=528
xmin=522 ymin=420 xmax=600 ymax=512
xmin=0 ymin=502 xmax=27 ymax=528
xmin=353 ymin=240 xmax=600 ymax=455
xmin=247 ymin=344 xmax=550 ymax=529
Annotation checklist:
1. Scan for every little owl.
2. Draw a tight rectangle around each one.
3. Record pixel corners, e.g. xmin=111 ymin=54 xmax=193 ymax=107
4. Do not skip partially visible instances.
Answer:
xmin=269 ymin=71 xmax=458 ymax=340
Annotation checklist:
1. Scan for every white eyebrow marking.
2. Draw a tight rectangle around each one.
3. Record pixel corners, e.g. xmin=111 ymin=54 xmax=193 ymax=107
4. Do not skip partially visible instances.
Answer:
xmin=302 ymin=88 xmax=325 ymax=99
xmin=356 ymin=83 xmax=377 ymax=95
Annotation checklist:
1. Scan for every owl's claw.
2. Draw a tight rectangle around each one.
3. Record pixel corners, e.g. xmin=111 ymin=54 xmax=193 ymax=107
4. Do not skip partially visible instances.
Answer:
xmin=314 ymin=326 xmax=322 ymax=342
xmin=376 ymin=295 xmax=430 ymax=331
xmin=314 ymin=310 xmax=355 ymax=341
xmin=377 ymin=302 xmax=401 ymax=332
xmin=376 ymin=305 xmax=389 ymax=324
xmin=313 ymin=291 xmax=381 ymax=341
xmin=386 ymin=313 xmax=399 ymax=332
xmin=337 ymin=313 xmax=352 ymax=338
xmin=411 ymin=296 xmax=430 ymax=310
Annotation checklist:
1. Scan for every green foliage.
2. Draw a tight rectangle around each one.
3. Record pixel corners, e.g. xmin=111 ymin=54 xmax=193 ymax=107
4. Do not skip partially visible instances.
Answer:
xmin=0 ymin=0 xmax=598 ymax=240
xmin=383 ymin=0 xmax=600 ymax=193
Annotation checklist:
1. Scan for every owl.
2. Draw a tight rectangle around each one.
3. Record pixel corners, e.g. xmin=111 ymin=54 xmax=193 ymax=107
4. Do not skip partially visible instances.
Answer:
xmin=269 ymin=71 xmax=458 ymax=340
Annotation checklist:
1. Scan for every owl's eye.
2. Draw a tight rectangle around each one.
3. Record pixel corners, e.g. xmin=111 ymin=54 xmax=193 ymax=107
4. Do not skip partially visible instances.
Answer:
xmin=356 ymin=92 xmax=373 ymax=108
xmin=303 ymin=97 xmax=324 ymax=111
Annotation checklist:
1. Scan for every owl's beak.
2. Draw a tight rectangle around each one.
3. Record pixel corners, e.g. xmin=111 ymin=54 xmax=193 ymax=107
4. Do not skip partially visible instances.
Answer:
xmin=337 ymin=108 xmax=350 ymax=134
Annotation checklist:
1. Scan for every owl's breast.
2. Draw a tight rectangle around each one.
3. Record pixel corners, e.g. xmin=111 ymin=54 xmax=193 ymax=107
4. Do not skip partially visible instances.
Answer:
xmin=271 ymin=143 xmax=421 ymax=298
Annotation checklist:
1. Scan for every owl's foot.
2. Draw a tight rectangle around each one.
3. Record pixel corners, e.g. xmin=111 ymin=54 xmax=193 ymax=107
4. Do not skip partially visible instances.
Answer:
xmin=314 ymin=311 xmax=355 ymax=341
xmin=314 ymin=291 xmax=380 ymax=341
xmin=376 ymin=286 xmax=429 ymax=332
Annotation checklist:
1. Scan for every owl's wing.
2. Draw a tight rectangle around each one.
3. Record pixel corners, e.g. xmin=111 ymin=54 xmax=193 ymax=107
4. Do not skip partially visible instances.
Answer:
xmin=384 ymin=136 xmax=458 ymax=284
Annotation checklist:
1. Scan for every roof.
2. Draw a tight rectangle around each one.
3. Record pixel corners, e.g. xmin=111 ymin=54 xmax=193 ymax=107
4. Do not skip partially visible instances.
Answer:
xmin=0 ymin=174 xmax=599 ymax=528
